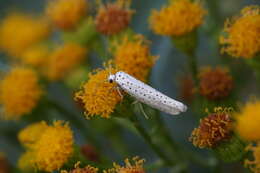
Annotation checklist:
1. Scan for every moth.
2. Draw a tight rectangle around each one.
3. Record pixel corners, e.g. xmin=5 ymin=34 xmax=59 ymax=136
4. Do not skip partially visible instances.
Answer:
xmin=108 ymin=71 xmax=187 ymax=115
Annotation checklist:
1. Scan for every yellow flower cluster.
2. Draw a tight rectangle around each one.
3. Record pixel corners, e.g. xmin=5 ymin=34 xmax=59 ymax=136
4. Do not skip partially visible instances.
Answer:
xmin=18 ymin=121 xmax=74 ymax=172
xmin=198 ymin=66 xmax=233 ymax=100
xmin=114 ymin=35 xmax=157 ymax=82
xmin=95 ymin=0 xmax=134 ymax=35
xmin=18 ymin=151 xmax=35 ymax=171
xmin=0 ymin=13 xmax=51 ymax=57
xmin=21 ymin=45 xmax=49 ymax=67
xmin=149 ymin=0 xmax=206 ymax=36
xmin=220 ymin=6 xmax=260 ymax=58
xmin=104 ymin=157 xmax=145 ymax=173
xmin=245 ymin=142 xmax=260 ymax=173
xmin=61 ymin=162 xmax=98 ymax=173
xmin=190 ymin=111 xmax=233 ymax=148
xmin=236 ymin=101 xmax=260 ymax=141
xmin=33 ymin=121 xmax=74 ymax=172
xmin=18 ymin=121 xmax=48 ymax=148
xmin=0 ymin=67 xmax=42 ymax=120
xmin=46 ymin=0 xmax=88 ymax=30
xmin=75 ymin=67 xmax=122 ymax=118
xmin=44 ymin=43 xmax=87 ymax=81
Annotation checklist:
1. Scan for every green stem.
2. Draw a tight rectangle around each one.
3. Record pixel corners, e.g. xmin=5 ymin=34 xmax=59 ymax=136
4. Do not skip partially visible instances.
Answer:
xmin=128 ymin=113 xmax=174 ymax=166
xmin=45 ymin=98 xmax=101 ymax=149
xmin=153 ymin=111 xmax=183 ymax=160
xmin=153 ymin=111 xmax=215 ymax=168
xmin=187 ymin=53 xmax=198 ymax=85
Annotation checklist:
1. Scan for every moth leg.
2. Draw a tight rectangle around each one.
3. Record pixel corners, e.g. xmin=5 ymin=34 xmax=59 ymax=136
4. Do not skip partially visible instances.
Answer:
xmin=138 ymin=102 xmax=149 ymax=119
xmin=132 ymin=100 xmax=139 ymax=105
xmin=116 ymin=86 xmax=123 ymax=100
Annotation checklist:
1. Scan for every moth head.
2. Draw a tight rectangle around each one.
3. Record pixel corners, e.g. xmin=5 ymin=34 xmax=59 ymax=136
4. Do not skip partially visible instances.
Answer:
xmin=108 ymin=74 xmax=115 ymax=83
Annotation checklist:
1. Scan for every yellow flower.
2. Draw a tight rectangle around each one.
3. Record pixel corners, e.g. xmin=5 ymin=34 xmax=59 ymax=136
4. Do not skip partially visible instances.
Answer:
xmin=17 ymin=151 xmax=35 ymax=171
xmin=33 ymin=121 xmax=74 ymax=172
xmin=95 ymin=0 xmax=134 ymax=35
xmin=21 ymin=45 xmax=49 ymax=67
xmin=198 ymin=66 xmax=233 ymax=100
xmin=0 ymin=13 xmax=51 ymax=57
xmin=0 ymin=67 xmax=42 ymax=120
xmin=245 ymin=142 xmax=260 ymax=173
xmin=61 ymin=161 xmax=98 ymax=173
xmin=44 ymin=43 xmax=87 ymax=81
xmin=75 ymin=67 xmax=122 ymax=118
xmin=220 ymin=6 xmax=260 ymax=58
xmin=113 ymin=35 xmax=157 ymax=82
xmin=149 ymin=0 xmax=206 ymax=36
xmin=236 ymin=101 xmax=260 ymax=141
xmin=46 ymin=0 xmax=87 ymax=30
xmin=18 ymin=122 xmax=48 ymax=149
xmin=104 ymin=157 xmax=145 ymax=173
xmin=189 ymin=109 xmax=233 ymax=148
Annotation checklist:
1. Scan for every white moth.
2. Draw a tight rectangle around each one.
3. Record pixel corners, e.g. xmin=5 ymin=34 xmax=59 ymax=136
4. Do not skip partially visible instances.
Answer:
xmin=108 ymin=71 xmax=187 ymax=115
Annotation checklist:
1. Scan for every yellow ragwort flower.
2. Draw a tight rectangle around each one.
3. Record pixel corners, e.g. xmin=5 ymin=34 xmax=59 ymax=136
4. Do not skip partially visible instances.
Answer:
xmin=104 ymin=157 xmax=145 ymax=173
xmin=190 ymin=110 xmax=233 ymax=148
xmin=149 ymin=0 xmax=206 ymax=36
xmin=0 ymin=13 xmax=51 ymax=57
xmin=0 ymin=67 xmax=42 ymax=120
xmin=220 ymin=6 xmax=260 ymax=58
xmin=236 ymin=101 xmax=260 ymax=141
xmin=61 ymin=161 xmax=98 ymax=173
xmin=75 ymin=67 xmax=122 ymax=118
xmin=33 ymin=121 xmax=74 ymax=172
xmin=114 ymin=35 xmax=157 ymax=82
xmin=95 ymin=0 xmax=134 ymax=35
xmin=46 ymin=0 xmax=87 ymax=30
xmin=198 ymin=66 xmax=233 ymax=100
xmin=17 ymin=151 xmax=35 ymax=171
xmin=245 ymin=142 xmax=260 ymax=173
xmin=18 ymin=122 xmax=48 ymax=149
xmin=45 ymin=43 xmax=87 ymax=81
xmin=21 ymin=45 xmax=49 ymax=67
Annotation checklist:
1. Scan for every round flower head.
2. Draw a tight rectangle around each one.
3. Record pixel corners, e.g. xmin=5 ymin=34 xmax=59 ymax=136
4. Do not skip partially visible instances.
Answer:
xmin=236 ymin=101 xmax=260 ymax=141
xmin=149 ymin=0 xmax=206 ymax=36
xmin=0 ymin=153 xmax=10 ymax=173
xmin=198 ymin=66 xmax=233 ymax=100
xmin=245 ymin=142 xmax=260 ymax=173
xmin=75 ymin=66 xmax=122 ymax=118
xmin=46 ymin=0 xmax=87 ymax=30
xmin=190 ymin=109 xmax=233 ymax=148
xmin=95 ymin=0 xmax=134 ymax=35
xmin=33 ymin=121 xmax=74 ymax=172
xmin=104 ymin=157 xmax=145 ymax=173
xmin=220 ymin=6 xmax=260 ymax=58
xmin=45 ymin=43 xmax=87 ymax=81
xmin=81 ymin=144 xmax=100 ymax=162
xmin=61 ymin=162 xmax=98 ymax=173
xmin=18 ymin=151 xmax=35 ymax=171
xmin=21 ymin=45 xmax=49 ymax=67
xmin=0 ymin=67 xmax=42 ymax=120
xmin=179 ymin=75 xmax=194 ymax=103
xmin=18 ymin=121 xmax=48 ymax=149
xmin=0 ymin=13 xmax=51 ymax=57
xmin=113 ymin=35 xmax=157 ymax=82
xmin=103 ymin=157 xmax=145 ymax=173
